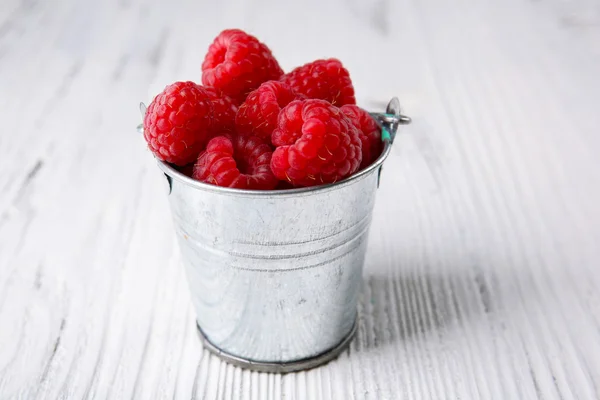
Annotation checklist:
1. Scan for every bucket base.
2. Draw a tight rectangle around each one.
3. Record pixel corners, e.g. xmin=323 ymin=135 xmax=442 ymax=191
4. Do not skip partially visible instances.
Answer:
xmin=196 ymin=317 xmax=358 ymax=374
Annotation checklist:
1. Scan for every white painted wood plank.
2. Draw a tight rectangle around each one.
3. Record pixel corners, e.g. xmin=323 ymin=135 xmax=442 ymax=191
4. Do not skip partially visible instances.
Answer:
xmin=1 ymin=0 xmax=599 ymax=398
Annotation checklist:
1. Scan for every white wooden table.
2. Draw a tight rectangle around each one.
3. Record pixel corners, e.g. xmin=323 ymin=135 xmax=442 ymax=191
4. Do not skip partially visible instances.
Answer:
xmin=1 ymin=0 xmax=600 ymax=398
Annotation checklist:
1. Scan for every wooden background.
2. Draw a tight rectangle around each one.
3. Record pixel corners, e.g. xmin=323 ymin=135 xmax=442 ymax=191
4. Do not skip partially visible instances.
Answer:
xmin=1 ymin=0 xmax=600 ymax=398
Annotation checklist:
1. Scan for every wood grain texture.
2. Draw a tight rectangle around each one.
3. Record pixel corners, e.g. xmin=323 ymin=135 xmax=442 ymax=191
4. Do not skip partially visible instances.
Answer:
xmin=1 ymin=0 xmax=599 ymax=398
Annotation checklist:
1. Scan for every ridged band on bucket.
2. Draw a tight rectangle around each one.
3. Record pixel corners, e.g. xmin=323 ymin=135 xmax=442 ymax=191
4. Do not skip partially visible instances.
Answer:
xmin=139 ymin=97 xmax=410 ymax=371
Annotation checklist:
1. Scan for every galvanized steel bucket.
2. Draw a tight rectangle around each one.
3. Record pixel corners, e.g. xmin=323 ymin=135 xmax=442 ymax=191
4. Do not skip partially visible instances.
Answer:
xmin=144 ymin=97 xmax=410 ymax=373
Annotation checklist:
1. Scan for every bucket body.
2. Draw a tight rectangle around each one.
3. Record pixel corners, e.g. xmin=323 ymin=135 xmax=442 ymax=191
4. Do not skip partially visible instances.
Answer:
xmin=149 ymin=97 xmax=409 ymax=372
xmin=159 ymin=144 xmax=389 ymax=366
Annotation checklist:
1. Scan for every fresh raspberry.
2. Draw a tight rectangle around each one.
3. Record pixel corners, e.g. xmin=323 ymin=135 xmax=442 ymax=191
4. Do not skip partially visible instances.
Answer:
xmin=270 ymin=99 xmax=362 ymax=187
xmin=340 ymin=105 xmax=382 ymax=169
xmin=202 ymin=29 xmax=284 ymax=105
xmin=235 ymin=81 xmax=302 ymax=142
xmin=193 ymin=135 xmax=278 ymax=190
xmin=280 ymin=59 xmax=356 ymax=106
xmin=204 ymin=87 xmax=237 ymax=132
xmin=143 ymin=81 xmax=214 ymax=166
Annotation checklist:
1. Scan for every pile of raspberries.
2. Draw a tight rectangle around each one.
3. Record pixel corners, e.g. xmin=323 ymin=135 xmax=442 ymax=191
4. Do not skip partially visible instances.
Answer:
xmin=143 ymin=29 xmax=382 ymax=190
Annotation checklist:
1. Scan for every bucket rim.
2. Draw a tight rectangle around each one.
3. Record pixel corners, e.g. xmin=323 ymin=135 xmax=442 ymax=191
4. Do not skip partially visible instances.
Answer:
xmin=157 ymin=140 xmax=393 ymax=197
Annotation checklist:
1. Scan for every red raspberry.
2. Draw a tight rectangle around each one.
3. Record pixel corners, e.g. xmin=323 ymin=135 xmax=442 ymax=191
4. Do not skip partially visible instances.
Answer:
xmin=205 ymin=87 xmax=237 ymax=132
xmin=235 ymin=81 xmax=302 ymax=142
xmin=340 ymin=105 xmax=382 ymax=169
xmin=270 ymin=99 xmax=362 ymax=187
xmin=143 ymin=81 xmax=214 ymax=166
xmin=193 ymin=135 xmax=278 ymax=190
xmin=202 ymin=29 xmax=284 ymax=105
xmin=280 ymin=59 xmax=356 ymax=106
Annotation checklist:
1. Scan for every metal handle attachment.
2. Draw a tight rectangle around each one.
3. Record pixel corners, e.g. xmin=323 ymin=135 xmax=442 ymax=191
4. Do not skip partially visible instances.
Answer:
xmin=370 ymin=97 xmax=411 ymax=188
xmin=370 ymin=97 xmax=412 ymax=144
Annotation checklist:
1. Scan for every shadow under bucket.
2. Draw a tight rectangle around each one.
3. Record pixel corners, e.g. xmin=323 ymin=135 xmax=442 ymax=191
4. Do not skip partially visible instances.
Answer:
xmin=148 ymin=98 xmax=410 ymax=373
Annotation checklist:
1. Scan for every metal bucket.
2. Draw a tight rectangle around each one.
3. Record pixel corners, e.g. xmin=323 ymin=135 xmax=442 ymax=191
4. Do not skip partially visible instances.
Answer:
xmin=147 ymin=98 xmax=410 ymax=373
